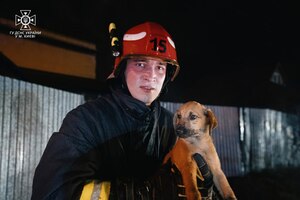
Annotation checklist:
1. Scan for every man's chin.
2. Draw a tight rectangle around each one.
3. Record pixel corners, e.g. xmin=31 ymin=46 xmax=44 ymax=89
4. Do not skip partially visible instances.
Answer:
xmin=138 ymin=96 xmax=157 ymax=106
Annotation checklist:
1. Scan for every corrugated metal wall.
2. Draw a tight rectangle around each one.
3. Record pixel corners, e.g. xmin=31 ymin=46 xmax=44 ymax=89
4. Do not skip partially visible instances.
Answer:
xmin=0 ymin=75 xmax=84 ymax=200
xmin=1 ymin=75 xmax=299 ymax=200
xmin=239 ymin=107 xmax=300 ymax=173
xmin=161 ymin=102 xmax=243 ymax=177
xmin=162 ymin=102 xmax=300 ymax=176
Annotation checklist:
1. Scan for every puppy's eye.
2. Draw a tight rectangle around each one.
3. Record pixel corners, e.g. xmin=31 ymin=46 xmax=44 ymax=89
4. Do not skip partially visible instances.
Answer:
xmin=189 ymin=114 xmax=198 ymax=120
xmin=177 ymin=114 xmax=182 ymax=119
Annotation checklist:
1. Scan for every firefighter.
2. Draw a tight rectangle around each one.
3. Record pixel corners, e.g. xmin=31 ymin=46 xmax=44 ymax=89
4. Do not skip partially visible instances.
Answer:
xmin=31 ymin=21 xmax=213 ymax=200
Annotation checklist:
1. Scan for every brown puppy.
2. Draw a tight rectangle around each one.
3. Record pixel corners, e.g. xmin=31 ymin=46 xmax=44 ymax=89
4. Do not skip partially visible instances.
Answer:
xmin=164 ymin=101 xmax=237 ymax=200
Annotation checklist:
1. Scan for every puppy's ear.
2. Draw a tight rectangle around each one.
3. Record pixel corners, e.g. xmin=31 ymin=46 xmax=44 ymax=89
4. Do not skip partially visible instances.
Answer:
xmin=173 ymin=111 xmax=180 ymax=126
xmin=205 ymin=108 xmax=218 ymax=134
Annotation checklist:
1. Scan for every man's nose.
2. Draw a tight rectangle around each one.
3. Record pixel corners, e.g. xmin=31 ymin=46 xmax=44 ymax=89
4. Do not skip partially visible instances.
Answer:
xmin=143 ymin=66 xmax=157 ymax=80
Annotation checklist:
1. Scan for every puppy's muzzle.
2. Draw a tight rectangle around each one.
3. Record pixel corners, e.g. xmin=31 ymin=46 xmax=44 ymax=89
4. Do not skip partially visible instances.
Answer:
xmin=175 ymin=125 xmax=194 ymax=138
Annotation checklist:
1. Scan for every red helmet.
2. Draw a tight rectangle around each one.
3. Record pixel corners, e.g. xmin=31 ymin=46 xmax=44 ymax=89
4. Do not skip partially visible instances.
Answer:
xmin=109 ymin=22 xmax=180 ymax=81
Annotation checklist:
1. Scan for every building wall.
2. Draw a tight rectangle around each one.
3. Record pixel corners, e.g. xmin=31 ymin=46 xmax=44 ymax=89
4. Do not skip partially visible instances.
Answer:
xmin=1 ymin=75 xmax=299 ymax=200
xmin=0 ymin=75 xmax=84 ymax=200
xmin=0 ymin=18 xmax=97 ymax=80
xmin=162 ymin=102 xmax=300 ymax=177
xmin=239 ymin=107 xmax=300 ymax=173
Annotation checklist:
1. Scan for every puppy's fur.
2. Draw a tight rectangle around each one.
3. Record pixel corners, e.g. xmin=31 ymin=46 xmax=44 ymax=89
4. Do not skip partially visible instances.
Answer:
xmin=164 ymin=101 xmax=237 ymax=200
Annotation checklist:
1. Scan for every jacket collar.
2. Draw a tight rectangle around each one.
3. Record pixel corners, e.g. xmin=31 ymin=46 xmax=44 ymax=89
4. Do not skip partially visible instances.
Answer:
xmin=111 ymin=86 xmax=160 ymax=119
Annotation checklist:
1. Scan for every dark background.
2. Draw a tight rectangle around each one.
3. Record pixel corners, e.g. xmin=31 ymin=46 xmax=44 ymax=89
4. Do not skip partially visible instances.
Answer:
xmin=1 ymin=0 xmax=300 ymax=112
xmin=1 ymin=1 xmax=300 ymax=199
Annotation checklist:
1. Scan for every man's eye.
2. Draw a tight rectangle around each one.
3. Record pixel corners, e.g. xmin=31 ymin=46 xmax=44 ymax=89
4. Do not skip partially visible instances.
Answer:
xmin=157 ymin=66 xmax=166 ymax=70
xmin=136 ymin=62 xmax=145 ymax=68
xmin=190 ymin=114 xmax=198 ymax=120
xmin=156 ymin=66 xmax=166 ymax=75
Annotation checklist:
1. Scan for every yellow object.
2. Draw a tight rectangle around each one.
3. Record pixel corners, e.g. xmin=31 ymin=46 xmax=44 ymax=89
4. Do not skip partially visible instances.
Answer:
xmin=111 ymin=37 xmax=119 ymax=46
xmin=80 ymin=181 xmax=111 ymax=200
xmin=109 ymin=23 xmax=116 ymax=33
xmin=80 ymin=181 xmax=94 ymax=200
xmin=99 ymin=182 xmax=111 ymax=199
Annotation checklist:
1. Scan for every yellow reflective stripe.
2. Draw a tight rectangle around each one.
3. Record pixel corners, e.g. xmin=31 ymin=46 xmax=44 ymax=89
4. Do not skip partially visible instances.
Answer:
xmin=99 ymin=181 xmax=111 ymax=200
xmin=196 ymin=167 xmax=204 ymax=181
xmin=80 ymin=181 xmax=111 ymax=200
xmin=80 ymin=181 xmax=95 ymax=200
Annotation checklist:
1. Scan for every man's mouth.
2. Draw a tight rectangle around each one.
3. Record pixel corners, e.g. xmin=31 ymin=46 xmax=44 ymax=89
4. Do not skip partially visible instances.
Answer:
xmin=140 ymin=86 xmax=155 ymax=92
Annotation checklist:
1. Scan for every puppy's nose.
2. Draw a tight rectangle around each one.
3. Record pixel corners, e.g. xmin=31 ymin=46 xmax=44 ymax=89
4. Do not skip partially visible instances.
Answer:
xmin=175 ymin=125 xmax=186 ymax=137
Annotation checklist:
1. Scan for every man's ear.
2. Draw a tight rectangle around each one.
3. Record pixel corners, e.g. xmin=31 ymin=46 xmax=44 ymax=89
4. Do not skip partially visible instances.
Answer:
xmin=206 ymin=108 xmax=218 ymax=134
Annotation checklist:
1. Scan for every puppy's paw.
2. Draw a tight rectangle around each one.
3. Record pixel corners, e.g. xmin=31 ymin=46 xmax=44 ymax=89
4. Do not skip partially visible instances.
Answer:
xmin=186 ymin=188 xmax=201 ymax=200
xmin=223 ymin=187 xmax=237 ymax=200
xmin=186 ymin=192 xmax=201 ymax=200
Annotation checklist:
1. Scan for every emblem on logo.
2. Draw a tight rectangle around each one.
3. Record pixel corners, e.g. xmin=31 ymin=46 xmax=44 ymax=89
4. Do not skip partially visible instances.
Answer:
xmin=15 ymin=10 xmax=36 ymax=30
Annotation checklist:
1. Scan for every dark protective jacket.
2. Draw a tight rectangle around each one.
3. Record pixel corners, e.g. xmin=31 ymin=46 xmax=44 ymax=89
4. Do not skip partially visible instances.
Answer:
xmin=31 ymin=86 xmax=176 ymax=200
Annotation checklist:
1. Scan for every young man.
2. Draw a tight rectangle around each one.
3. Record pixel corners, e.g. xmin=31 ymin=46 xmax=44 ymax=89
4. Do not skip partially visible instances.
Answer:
xmin=31 ymin=22 xmax=181 ymax=199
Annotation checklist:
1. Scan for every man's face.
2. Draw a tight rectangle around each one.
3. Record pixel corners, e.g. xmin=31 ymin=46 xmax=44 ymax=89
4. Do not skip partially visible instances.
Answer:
xmin=125 ymin=56 xmax=167 ymax=105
